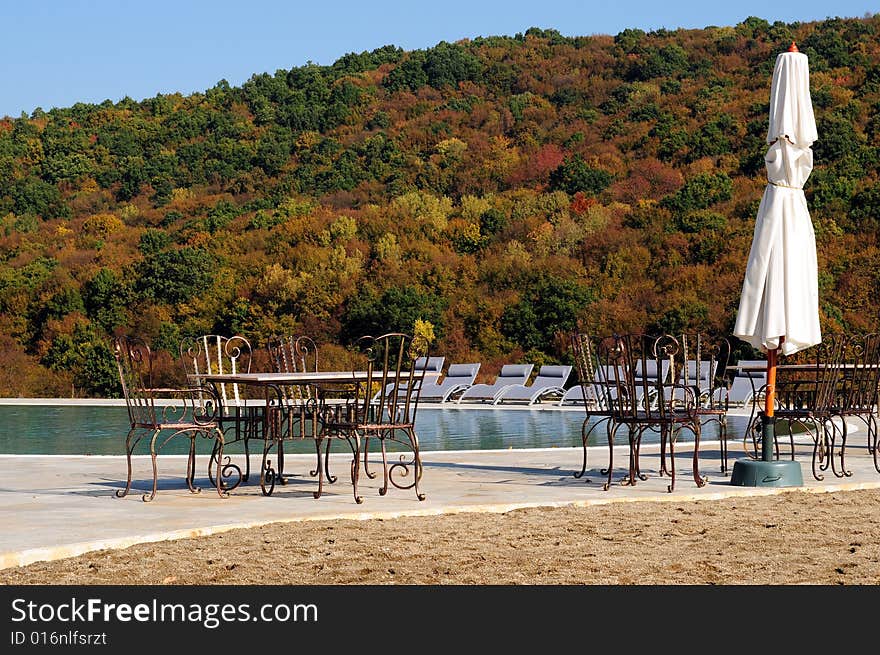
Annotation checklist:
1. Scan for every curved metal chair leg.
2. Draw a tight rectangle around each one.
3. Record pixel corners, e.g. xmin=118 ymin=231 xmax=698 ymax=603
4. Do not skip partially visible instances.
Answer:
xmin=811 ymin=425 xmax=826 ymax=482
xmin=659 ymin=425 xmax=669 ymax=477
xmin=574 ymin=417 xmax=590 ymax=479
xmin=260 ymin=437 xmax=276 ymax=497
xmin=312 ymin=437 xmax=325 ymax=499
xmin=351 ymin=435 xmax=363 ymax=504
xmin=324 ymin=439 xmax=337 ymax=483
xmin=719 ymin=416 xmax=729 ymax=474
xmin=411 ymin=430 xmax=425 ymax=501
xmin=213 ymin=434 xmax=229 ymax=498
xmin=363 ymin=436 xmax=376 ymax=479
xmin=833 ymin=419 xmax=851 ymax=478
xmin=873 ymin=414 xmax=880 ymax=473
xmin=666 ymin=430 xmax=676 ymax=493
xmin=115 ymin=429 xmax=137 ymax=498
xmin=603 ymin=424 xmax=616 ymax=491
xmin=378 ymin=435 xmax=389 ymax=496
xmin=242 ymin=426 xmax=252 ymax=483
xmin=143 ymin=430 xmax=160 ymax=503
xmin=692 ymin=424 xmax=707 ymax=488
xmin=185 ymin=437 xmax=199 ymax=494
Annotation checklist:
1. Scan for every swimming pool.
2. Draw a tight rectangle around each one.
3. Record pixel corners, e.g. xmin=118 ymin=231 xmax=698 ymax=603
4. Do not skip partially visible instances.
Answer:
xmin=0 ymin=403 xmax=740 ymax=456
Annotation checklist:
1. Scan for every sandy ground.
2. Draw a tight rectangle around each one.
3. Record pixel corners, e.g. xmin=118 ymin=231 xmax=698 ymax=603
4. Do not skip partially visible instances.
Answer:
xmin=2 ymin=488 xmax=879 ymax=585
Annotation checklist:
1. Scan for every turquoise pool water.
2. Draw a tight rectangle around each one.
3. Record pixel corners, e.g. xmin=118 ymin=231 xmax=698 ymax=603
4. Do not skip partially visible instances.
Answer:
xmin=0 ymin=404 xmax=738 ymax=456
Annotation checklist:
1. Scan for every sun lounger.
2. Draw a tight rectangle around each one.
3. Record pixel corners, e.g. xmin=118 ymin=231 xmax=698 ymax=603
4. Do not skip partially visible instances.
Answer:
xmin=418 ymin=363 xmax=481 ymax=402
xmin=457 ymin=364 xmax=534 ymax=404
xmin=372 ymin=356 xmax=445 ymax=401
xmin=494 ymin=365 xmax=572 ymax=405
xmin=724 ymin=359 xmax=766 ymax=406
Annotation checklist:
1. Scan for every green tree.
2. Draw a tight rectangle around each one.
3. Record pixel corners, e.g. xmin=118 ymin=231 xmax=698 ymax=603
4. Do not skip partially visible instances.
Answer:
xmin=501 ymin=275 xmax=593 ymax=352
xmin=549 ymin=156 xmax=613 ymax=196
xmin=135 ymin=248 xmax=218 ymax=305
xmin=83 ymin=268 xmax=129 ymax=332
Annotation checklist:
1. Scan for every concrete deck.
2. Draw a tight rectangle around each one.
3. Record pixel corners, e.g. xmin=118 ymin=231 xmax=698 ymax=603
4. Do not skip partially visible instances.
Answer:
xmin=2 ymin=433 xmax=879 ymax=570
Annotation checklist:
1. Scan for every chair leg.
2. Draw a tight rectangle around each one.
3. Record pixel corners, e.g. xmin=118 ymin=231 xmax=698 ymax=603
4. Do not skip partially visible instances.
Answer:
xmin=575 ymin=417 xmax=589 ymax=479
xmin=634 ymin=428 xmax=647 ymax=482
xmin=351 ymin=434 xmax=363 ymax=504
xmin=143 ymin=429 xmax=160 ymax=503
xmin=603 ymin=424 xmax=617 ymax=491
xmin=378 ymin=434 xmax=389 ymax=496
xmin=242 ymin=423 xmax=252 ymax=483
xmin=312 ymin=436 xmax=325 ymax=499
xmin=666 ymin=429 xmax=676 ymax=493
xmin=324 ymin=440 xmax=336 ymax=483
xmin=872 ymin=415 xmax=880 ymax=473
xmin=719 ymin=416 xmax=729 ymax=475
xmin=212 ymin=432 xmax=229 ymax=498
xmin=691 ymin=423 xmax=706 ymax=488
xmin=115 ymin=428 xmax=138 ymax=498
xmin=259 ymin=436 xmax=276 ymax=496
xmin=363 ymin=437 xmax=376 ymax=479
xmin=659 ymin=425 xmax=669 ymax=477
xmin=410 ymin=429 xmax=425 ymax=501
xmin=832 ymin=418 xmax=852 ymax=478
xmin=811 ymin=423 xmax=826 ymax=482
xmin=185 ymin=436 xmax=200 ymax=494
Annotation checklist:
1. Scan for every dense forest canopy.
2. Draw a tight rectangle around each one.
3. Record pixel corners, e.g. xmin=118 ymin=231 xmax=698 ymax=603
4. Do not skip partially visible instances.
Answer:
xmin=2 ymin=16 xmax=879 ymax=396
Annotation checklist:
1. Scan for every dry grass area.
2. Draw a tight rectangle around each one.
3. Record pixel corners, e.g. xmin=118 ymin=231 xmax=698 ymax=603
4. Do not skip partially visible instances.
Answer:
xmin=2 ymin=488 xmax=880 ymax=585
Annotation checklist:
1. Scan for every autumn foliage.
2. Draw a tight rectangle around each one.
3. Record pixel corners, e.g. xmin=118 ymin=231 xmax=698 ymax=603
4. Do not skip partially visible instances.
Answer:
xmin=1 ymin=17 xmax=879 ymax=396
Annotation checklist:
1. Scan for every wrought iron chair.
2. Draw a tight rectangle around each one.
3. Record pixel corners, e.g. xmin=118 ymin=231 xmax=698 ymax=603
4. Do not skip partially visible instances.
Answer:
xmin=264 ymin=334 xmax=331 ymax=496
xmin=113 ymin=335 xmax=230 ymax=502
xmin=831 ymin=333 xmax=880 ymax=477
xmin=603 ymin=333 xmax=704 ymax=492
xmin=179 ymin=334 xmax=260 ymax=488
xmin=570 ymin=332 xmax=622 ymax=483
xmin=678 ymin=334 xmax=731 ymax=473
xmin=770 ymin=333 xmax=847 ymax=481
xmin=318 ymin=332 xmax=430 ymax=503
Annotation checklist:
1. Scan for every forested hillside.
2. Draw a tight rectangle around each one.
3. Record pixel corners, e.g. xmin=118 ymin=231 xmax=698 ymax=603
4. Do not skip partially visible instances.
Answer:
xmin=2 ymin=15 xmax=879 ymax=396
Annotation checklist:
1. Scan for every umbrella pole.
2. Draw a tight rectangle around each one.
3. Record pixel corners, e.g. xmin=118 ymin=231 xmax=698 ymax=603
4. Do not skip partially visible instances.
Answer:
xmin=761 ymin=346 xmax=778 ymax=462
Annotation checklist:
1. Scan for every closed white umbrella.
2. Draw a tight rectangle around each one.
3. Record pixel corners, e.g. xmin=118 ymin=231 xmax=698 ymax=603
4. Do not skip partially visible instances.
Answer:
xmin=731 ymin=43 xmax=819 ymax=484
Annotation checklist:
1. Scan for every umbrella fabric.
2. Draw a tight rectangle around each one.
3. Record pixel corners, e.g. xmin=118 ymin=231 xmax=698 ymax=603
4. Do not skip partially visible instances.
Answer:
xmin=733 ymin=51 xmax=821 ymax=356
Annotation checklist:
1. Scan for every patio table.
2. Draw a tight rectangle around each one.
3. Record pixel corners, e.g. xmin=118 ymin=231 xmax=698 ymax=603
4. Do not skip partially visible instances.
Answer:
xmin=194 ymin=371 xmax=438 ymax=497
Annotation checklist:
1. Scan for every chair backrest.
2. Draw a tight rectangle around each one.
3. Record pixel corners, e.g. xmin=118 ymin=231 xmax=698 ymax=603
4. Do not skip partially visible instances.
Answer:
xmin=776 ymin=333 xmax=847 ymax=414
xmin=678 ymin=334 xmax=730 ymax=409
xmin=267 ymin=335 xmax=319 ymax=402
xmin=838 ymin=333 xmax=880 ymax=414
xmin=533 ymin=365 xmax=572 ymax=384
xmin=445 ymin=363 xmax=480 ymax=381
xmin=113 ymin=335 xmax=156 ymax=427
xmin=115 ymin=335 xmax=215 ymax=428
xmin=353 ymin=332 xmax=429 ymax=426
xmin=416 ymin=356 xmax=445 ymax=374
xmin=497 ymin=364 xmax=533 ymax=383
xmin=612 ymin=333 xmax=695 ymax=419
xmin=570 ymin=332 xmax=618 ymax=410
xmin=180 ymin=335 xmax=252 ymax=408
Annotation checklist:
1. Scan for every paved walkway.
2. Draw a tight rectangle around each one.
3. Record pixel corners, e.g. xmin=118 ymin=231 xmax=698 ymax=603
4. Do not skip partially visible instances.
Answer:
xmin=2 ymin=432 xmax=879 ymax=569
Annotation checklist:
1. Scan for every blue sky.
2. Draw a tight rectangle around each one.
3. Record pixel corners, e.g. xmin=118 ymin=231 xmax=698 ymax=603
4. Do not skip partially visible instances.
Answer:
xmin=1 ymin=0 xmax=875 ymax=118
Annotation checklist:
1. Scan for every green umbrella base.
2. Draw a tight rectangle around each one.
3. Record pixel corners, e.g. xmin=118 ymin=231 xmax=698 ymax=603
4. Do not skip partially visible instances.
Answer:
xmin=729 ymin=459 xmax=804 ymax=487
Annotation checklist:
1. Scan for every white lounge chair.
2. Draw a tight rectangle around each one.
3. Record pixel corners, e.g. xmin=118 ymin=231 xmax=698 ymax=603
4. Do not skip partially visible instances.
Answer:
xmin=457 ymin=364 xmax=534 ymax=404
xmin=724 ymin=359 xmax=766 ymax=407
xmin=372 ymin=356 xmax=445 ymax=402
xmin=559 ymin=363 xmax=625 ymax=407
xmin=494 ymin=365 xmax=572 ymax=405
xmin=418 ymin=363 xmax=481 ymax=402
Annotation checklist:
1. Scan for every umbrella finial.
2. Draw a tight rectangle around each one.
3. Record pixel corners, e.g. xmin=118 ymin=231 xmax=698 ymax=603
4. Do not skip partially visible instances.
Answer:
xmin=788 ymin=41 xmax=799 ymax=52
